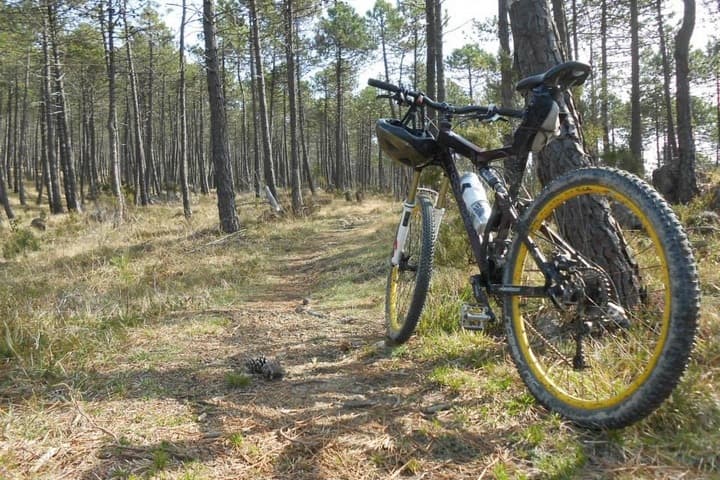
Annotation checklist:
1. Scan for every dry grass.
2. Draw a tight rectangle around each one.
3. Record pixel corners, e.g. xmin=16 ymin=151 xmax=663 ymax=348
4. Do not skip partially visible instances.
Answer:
xmin=0 ymin=186 xmax=718 ymax=479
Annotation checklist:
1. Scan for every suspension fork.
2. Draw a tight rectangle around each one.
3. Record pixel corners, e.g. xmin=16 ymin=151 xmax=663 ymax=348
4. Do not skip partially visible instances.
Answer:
xmin=390 ymin=170 xmax=423 ymax=266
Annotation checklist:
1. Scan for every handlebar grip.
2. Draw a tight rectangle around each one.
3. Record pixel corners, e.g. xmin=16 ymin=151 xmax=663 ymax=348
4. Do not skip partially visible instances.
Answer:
xmin=368 ymin=78 xmax=400 ymax=93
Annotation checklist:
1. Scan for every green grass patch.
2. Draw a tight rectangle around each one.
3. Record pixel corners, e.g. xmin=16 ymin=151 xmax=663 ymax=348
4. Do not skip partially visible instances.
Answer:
xmin=225 ymin=371 xmax=252 ymax=388
xmin=429 ymin=365 xmax=479 ymax=393
xmin=2 ymin=226 xmax=40 ymax=259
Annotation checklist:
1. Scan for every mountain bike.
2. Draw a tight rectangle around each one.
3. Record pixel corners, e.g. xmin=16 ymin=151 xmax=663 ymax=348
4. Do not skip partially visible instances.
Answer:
xmin=369 ymin=61 xmax=699 ymax=429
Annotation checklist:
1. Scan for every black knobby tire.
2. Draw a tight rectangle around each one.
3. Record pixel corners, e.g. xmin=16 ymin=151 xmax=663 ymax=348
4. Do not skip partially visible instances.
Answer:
xmin=385 ymin=194 xmax=435 ymax=345
xmin=503 ymin=167 xmax=699 ymax=428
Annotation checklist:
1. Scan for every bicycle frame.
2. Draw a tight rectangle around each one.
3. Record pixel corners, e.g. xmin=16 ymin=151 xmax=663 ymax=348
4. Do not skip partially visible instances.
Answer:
xmin=392 ymin=128 xmax=557 ymax=317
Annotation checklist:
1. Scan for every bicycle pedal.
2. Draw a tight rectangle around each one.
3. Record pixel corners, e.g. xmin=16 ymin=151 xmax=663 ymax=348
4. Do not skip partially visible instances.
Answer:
xmin=460 ymin=304 xmax=492 ymax=331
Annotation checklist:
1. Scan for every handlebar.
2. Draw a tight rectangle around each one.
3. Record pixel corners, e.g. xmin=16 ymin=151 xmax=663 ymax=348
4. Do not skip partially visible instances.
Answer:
xmin=368 ymin=78 xmax=524 ymax=119
xmin=368 ymin=78 xmax=400 ymax=93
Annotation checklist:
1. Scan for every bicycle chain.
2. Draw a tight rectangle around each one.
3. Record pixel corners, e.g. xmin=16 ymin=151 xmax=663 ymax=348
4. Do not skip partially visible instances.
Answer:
xmin=522 ymin=314 xmax=574 ymax=368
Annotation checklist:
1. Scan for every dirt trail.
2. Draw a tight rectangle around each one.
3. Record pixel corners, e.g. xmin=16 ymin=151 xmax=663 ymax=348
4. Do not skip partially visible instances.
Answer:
xmin=4 ymin=200 xmax=460 ymax=480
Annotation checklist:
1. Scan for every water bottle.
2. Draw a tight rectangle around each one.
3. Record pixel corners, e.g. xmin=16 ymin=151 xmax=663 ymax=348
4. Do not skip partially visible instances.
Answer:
xmin=460 ymin=172 xmax=491 ymax=235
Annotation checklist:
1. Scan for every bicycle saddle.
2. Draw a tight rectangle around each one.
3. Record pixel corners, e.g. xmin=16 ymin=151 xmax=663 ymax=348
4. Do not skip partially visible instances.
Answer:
xmin=515 ymin=61 xmax=591 ymax=92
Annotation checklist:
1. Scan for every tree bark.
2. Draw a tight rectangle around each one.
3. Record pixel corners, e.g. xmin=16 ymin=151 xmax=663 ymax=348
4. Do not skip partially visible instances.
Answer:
xmin=673 ymin=0 xmax=698 ymax=203
xmin=509 ymin=0 xmax=641 ymax=306
xmin=629 ymin=0 xmax=643 ymax=170
xmin=101 ymin=0 xmax=125 ymax=222
xmin=655 ymin=0 xmax=677 ymax=163
xmin=41 ymin=13 xmax=63 ymax=215
xmin=203 ymin=0 xmax=240 ymax=233
xmin=48 ymin=1 xmax=81 ymax=212
xmin=296 ymin=59 xmax=316 ymax=196
xmin=248 ymin=0 xmax=279 ymax=199
xmin=551 ymin=0 xmax=570 ymax=58
xmin=285 ymin=0 xmax=303 ymax=213
xmin=600 ymin=0 xmax=611 ymax=156
xmin=179 ymin=0 xmax=192 ymax=217
xmin=144 ymin=38 xmax=157 ymax=199
xmin=434 ymin=0 xmax=445 ymax=102
xmin=334 ymin=46 xmax=345 ymax=191
xmin=18 ymin=59 xmax=29 ymax=206
xmin=425 ymin=0 xmax=436 ymax=117
xmin=122 ymin=0 xmax=149 ymax=207
xmin=0 ymin=90 xmax=15 ymax=220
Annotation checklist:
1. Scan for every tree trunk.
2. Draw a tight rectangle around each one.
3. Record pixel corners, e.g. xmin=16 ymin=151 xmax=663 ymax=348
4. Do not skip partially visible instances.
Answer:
xmin=18 ymin=56 xmax=30 ymax=206
xmin=296 ymin=59 xmax=316 ymax=196
xmin=285 ymin=0 xmax=303 ymax=213
xmin=551 ymin=0 xmax=570 ymax=58
xmin=41 ymin=13 xmax=62 ymax=215
xmin=0 ymin=90 xmax=15 ymax=220
xmin=425 ymin=0 xmax=436 ymax=117
xmin=144 ymin=38 xmax=157 ymax=199
xmin=48 ymin=1 xmax=81 ymax=212
xmin=334 ymin=46 xmax=345 ymax=191
xmin=248 ymin=0 xmax=279 ymax=199
xmin=510 ymin=0 xmax=641 ymax=306
xmin=122 ymin=0 xmax=149 ymax=207
xmin=249 ymin=38 xmax=261 ymax=197
xmin=673 ymin=0 xmax=698 ymax=203
xmin=101 ymin=0 xmax=125 ymax=222
xmin=434 ymin=0 xmax=445 ymax=102
xmin=203 ymin=0 xmax=240 ymax=233
xmin=178 ymin=0 xmax=192 ymax=217
xmin=600 ymin=0 xmax=610 ymax=156
xmin=655 ymin=0 xmax=677 ymax=163
xmin=629 ymin=0 xmax=643 ymax=169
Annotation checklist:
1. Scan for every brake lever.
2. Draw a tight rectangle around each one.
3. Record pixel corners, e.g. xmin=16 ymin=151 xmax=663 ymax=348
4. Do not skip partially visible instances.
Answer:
xmin=479 ymin=106 xmax=509 ymax=123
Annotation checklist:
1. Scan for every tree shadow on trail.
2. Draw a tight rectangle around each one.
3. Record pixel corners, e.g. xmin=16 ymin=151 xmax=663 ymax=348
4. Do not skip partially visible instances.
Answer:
xmin=72 ymin=320 xmax=512 ymax=479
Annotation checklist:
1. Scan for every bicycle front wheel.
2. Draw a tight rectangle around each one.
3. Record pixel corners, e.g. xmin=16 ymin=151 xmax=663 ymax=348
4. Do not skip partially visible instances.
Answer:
xmin=504 ymin=167 xmax=699 ymax=428
xmin=385 ymin=194 xmax=435 ymax=345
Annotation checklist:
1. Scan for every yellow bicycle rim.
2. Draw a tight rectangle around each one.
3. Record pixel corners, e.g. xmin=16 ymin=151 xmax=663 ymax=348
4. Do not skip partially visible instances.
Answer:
xmin=510 ymin=184 xmax=672 ymax=409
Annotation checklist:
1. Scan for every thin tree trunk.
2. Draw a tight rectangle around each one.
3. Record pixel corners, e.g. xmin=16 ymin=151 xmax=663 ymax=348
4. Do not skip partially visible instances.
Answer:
xmin=425 ymin=0 xmax=436 ymax=117
xmin=0 ymin=89 xmax=14 ymax=220
xmin=41 ymin=13 xmax=62 ymax=215
xmin=203 ymin=0 xmax=240 ymax=232
xmin=122 ymin=0 xmax=149 ymax=207
xmin=551 ymin=0 xmax=570 ymax=58
xmin=434 ymin=0 xmax=445 ymax=102
xmin=296 ymin=59 xmax=316 ymax=196
xmin=179 ymin=0 xmax=192 ymax=217
xmin=18 ymin=55 xmax=29 ymax=206
xmin=249 ymin=38 xmax=261 ymax=197
xmin=629 ymin=0 xmax=643 ymax=168
xmin=144 ymin=37 xmax=157 ymax=200
xmin=600 ymin=0 xmax=610 ymax=156
xmin=285 ymin=0 xmax=303 ymax=213
xmin=101 ymin=0 xmax=125 ymax=222
xmin=674 ymin=0 xmax=698 ymax=203
xmin=655 ymin=0 xmax=677 ymax=163
xmin=248 ymin=0 xmax=279 ymax=199
xmin=48 ymin=1 xmax=81 ymax=212
xmin=334 ymin=47 xmax=345 ymax=191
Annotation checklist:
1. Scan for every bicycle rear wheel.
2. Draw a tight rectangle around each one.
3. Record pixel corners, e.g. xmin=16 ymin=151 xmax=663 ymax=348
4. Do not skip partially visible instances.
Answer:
xmin=385 ymin=194 xmax=435 ymax=345
xmin=504 ymin=168 xmax=699 ymax=428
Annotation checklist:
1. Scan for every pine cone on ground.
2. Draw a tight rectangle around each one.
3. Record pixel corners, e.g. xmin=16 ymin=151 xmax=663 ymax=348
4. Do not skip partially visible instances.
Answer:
xmin=244 ymin=355 xmax=267 ymax=374
xmin=245 ymin=356 xmax=285 ymax=380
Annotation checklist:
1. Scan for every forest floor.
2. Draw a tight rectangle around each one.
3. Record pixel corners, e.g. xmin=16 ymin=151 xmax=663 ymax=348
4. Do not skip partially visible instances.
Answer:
xmin=0 ymin=191 xmax=718 ymax=479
